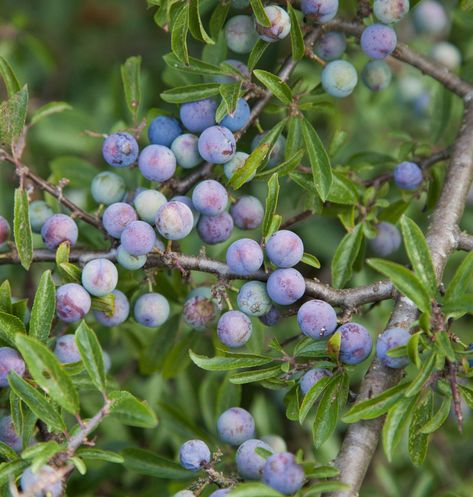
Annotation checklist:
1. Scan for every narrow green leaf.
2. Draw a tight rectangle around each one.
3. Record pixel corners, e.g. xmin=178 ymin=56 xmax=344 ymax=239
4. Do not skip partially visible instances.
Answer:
xmin=171 ymin=3 xmax=190 ymax=64
xmin=29 ymin=270 xmax=55 ymax=343
xmin=458 ymin=384 xmax=473 ymax=409
xmin=248 ymin=39 xmax=269 ymax=71
xmin=331 ymin=224 xmax=363 ymax=288
xmin=209 ymin=1 xmax=231 ymax=39
xmin=253 ymin=70 xmax=293 ymax=105
xmin=189 ymin=350 xmax=272 ymax=371
xmin=287 ymin=3 xmax=304 ymax=60
xmin=419 ymin=394 xmax=451 ymax=434
xmin=262 ymin=173 xmax=280 ymax=239
xmin=306 ymin=465 xmax=340 ymax=478
xmin=404 ymin=352 xmax=436 ymax=398
xmin=13 ymin=188 xmax=33 ymax=270
xmin=408 ymin=392 xmax=433 ymax=466
xmin=189 ymin=0 xmax=214 ymax=44
xmin=304 ymin=481 xmax=350 ymax=495
xmin=407 ymin=332 xmax=422 ymax=368
xmin=109 ymin=391 xmax=158 ymax=428
xmin=229 ymin=365 xmax=281 ymax=384
xmin=285 ymin=116 xmax=303 ymax=160
xmin=255 ymin=149 xmax=303 ymax=179
xmin=0 ymin=460 xmax=29 ymax=486
xmin=76 ymin=448 xmax=124 ymax=464
xmin=0 ymin=311 xmax=26 ymax=346
xmin=0 ymin=280 xmax=12 ymax=314
xmin=160 ymin=83 xmax=220 ymax=103
xmin=163 ymin=53 xmax=226 ymax=76
xmin=219 ymin=81 xmax=242 ymax=117
xmin=327 ymin=173 xmax=359 ymax=205
xmin=299 ymin=375 xmax=332 ymax=424
xmin=444 ymin=251 xmax=473 ymax=304
xmin=122 ymin=448 xmax=189 ymax=479
xmin=443 ymin=294 xmax=473 ymax=318
xmin=0 ymin=441 xmax=18 ymax=461
xmin=30 ymin=102 xmax=72 ymax=125
xmin=435 ymin=331 xmax=456 ymax=362
xmin=229 ymin=482 xmax=283 ymax=497
xmin=0 ymin=85 xmax=28 ymax=147
xmin=250 ymin=0 xmax=271 ymax=26
xmin=0 ymin=57 xmax=20 ymax=97
xmin=75 ymin=321 xmax=106 ymax=393
xmin=301 ymin=252 xmax=321 ymax=269
xmin=120 ymin=56 xmax=142 ymax=120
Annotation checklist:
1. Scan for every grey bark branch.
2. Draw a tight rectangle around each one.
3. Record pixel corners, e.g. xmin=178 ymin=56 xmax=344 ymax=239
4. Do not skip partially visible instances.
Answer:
xmin=456 ymin=231 xmax=473 ymax=251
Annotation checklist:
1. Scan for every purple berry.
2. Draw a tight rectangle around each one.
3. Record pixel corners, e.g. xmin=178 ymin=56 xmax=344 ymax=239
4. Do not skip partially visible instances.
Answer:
xmin=0 ymin=216 xmax=10 ymax=244
xmin=41 ymin=214 xmax=78 ymax=250
xmin=121 ymin=221 xmax=156 ymax=256
xmin=183 ymin=295 xmax=219 ymax=331
xmin=360 ymin=24 xmax=397 ymax=59
xmin=220 ymin=98 xmax=251 ymax=133
xmin=171 ymin=133 xmax=202 ymax=169
xmin=217 ymin=407 xmax=255 ymax=445
xmin=261 ymin=435 xmax=287 ymax=453
xmin=197 ymin=126 xmax=236 ymax=164
xmin=134 ymin=190 xmax=167 ymax=224
xmin=192 ymin=180 xmax=228 ymax=216
xmin=209 ymin=490 xmax=231 ymax=497
xmin=134 ymin=293 xmax=170 ymax=327
xmin=217 ymin=310 xmax=252 ymax=348
xmin=102 ymin=202 xmax=138 ymax=239
xmin=102 ymin=132 xmax=139 ymax=168
xmin=179 ymin=440 xmax=211 ymax=471
xmin=0 ymin=416 xmax=22 ymax=452
xmin=180 ymin=99 xmax=217 ymax=133
xmin=56 ymin=283 xmax=91 ymax=323
xmin=224 ymin=15 xmax=258 ymax=54
xmin=230 ymin=196 xmax=264 ymax=230
xmin=300 ymin=368 xmax=331 ymax=395
xmin=297 ymin=299 xmax=338 ymax=339
xmin=81 ymin=258 xmax=118 ymax=297
xmin=116 ymin=245 xmax=147 ymax=270
xmin=214 ymin=59 xmax=250 ymax=84
xmin=197 ymin=212 xmax=234 ymax=245
xmin=315 ymin=32 xmax=346 ymax=61
xmin=94 ymin=289 xmax=130 ymax=327
xmin=21 ymin=466 xmax=63 ymax=497
xmin=337 ymin=322 xmax=373 ymax=365
xmin=148 ymin=115 xmax=182 ymax=148
xmin=413 ymin=0 xmax=448 ymax=35
xmin=374 ymin=0 xmax=409 ymax=23
xmin=259 ymin=306 xmax=281 ymax=326
xmin=236 ymin=439 xmax=274 ymax=480
xmin=362 ymin=60 xmax=392 ymax=92
xmin=301 ymin=0 xmax=338 ymax=23
xmin=255 ymin=6 xmax=291 ymax=42
xmin=0 ymin=347 xmax=26 ymax=388
xmin=54 ymin=335 xmax=81 ymax=364
xmin=237 ymin=281 xmax=272 ymax=317
xmin=266 ymin=230 xmax=304 ymax=268
xmin=262 ymin=452 xmax=305 ymax=495
xmin=226 ymin=238 xmax=264 ymax=275
xmin=29 ymin=201 xmax=54 ymax=234
xmin=393 ymin=161 xmax=423 ymax=190
xmin=138 ymin=144 xmax=177 ymax=182
xmin=171 ymin=195 xmax=200 ymax=227
xmin=156 ymin=200 xmax=194 ymax=240
xmin=376 ymin=327 xmax=411 ymax=368
xmin=369 ymin=222 xmax=401 ymax=256
xmin=266 ymin=268 xmax=305 ymax=305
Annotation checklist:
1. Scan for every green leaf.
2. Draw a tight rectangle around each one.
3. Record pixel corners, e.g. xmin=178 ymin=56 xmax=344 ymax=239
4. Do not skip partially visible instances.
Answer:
xmin=0 ymin=460 xmax=29 ymax=486
xmin=248 ymin=39 xmax=269 ymax=72
xmin=299 ymin=375 xmax=332 ymax=424
xmin=0 ymin=441 xmax=18 ymax=462
xmin=434 ymin=331 xmax=456 ymax=362
xmin=458 ymin=384 xmax=473 ymax=409
xmin=443 ymin=294 xmax=473 ymax=318
xmin=160 ymin=83 xmax=220 ymax=103
xmin=120 ymin=56 xmax=142 ymax=121
xmin=0 ymin=311 xmax=26 ymax=346
xmin=209 ymin=1 xmax=231 ymax=39
xmin=301 ymin=252 xmax=321 ymax=269
xmin=76 ymin=448 xmax=124 ymax=464
xmin=368 ymin=259 xmax=431 ymax=314
xmin=0 ymin=57 xmax=20 ymax=97
xmin=0 ymin=85 xmax=28 ymax=147
xmin=58 ymin=262 xmax=81 ymax=283
xmin=262 ymin=173 xmax=280 ymax=240
xmin=444 ymin=251 xmax=473 ymax=304
xmin=0 ymin=280 xmax=12 ymax=314
xmin=285 ymin=116 xmax=303 ymax=160
xmin=301 ymin=117 xmax=332 ymax=202
xmin=306 ymin=465 xmax=340 ymax=478
xmin=21 ymin=441 xmax=62 ymax=471
xmin=304 ymin=481 xmax=350 ymax=495
xmin=331 ymin=224 xmax=363 ymax=288
xmin=400 ymin=216 xmax=436 ymax=296
xmin=109 ymin=391 xmax=158 ymax=428
xmin=250 ymin=0 xmax=271 ymax=26
xmin=253 ymin=70 xmax=293 ymax=105
xmin=407 ymin=332 xmax=422 ymax=368
xmin=419 ymin=394 xmax=451 ymax=434
xmin=171 ymin=3 xmax=190 ymax=64
xmin=229 ymin=482 xmax=283 ymax=497
xmin=219 ymin=81 xmax=242 ymax=117
xmin=408 ymin=392 xmax=433 ymax=466
xmin=404 ymin=352 xmax=436 ymax=398
xmin=255 ymin=150 xmax=303 ymax=179
xmin=30 ymin=101 xmax=72 ymax=125
xmin=8 ymin=372 xmax=66 ymax=432
xmin=13 ymin=188 xmax=33 ymax=270
xmin=29 ymin=270 xmax=55 ymax=343
xmin=189 ymin=350 xmax=272 ymax=371
xmin=163 ymin=53 xmax=226 ymax=76
xmin=287 ymin=3 xmax=304 ymax=60
xmin=327 ymin=173 xmax=359 ymax=205
xmin=229 ymin=365 xmax=281 ymax=384
xmin=122 ymin=448 xmax=190 ymax=479
xmin=460 ymin=0 xmax=473 ymax=10
xmin=189 ymin=0 xmax=214 ymax=44
xmin=14 ymin=334 xmax=79 ymax=414
xmin=75 ymin=321 xmax=106 ymax=393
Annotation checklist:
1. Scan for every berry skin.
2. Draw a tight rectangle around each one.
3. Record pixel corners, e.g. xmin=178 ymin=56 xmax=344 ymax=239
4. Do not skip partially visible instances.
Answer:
xmin=300 ymin=368 xmax=331 ymax=395
xmin=179 ymin=440 xmax=211 ymax=472
xmin=0 ymin=216 xmax=10 ymax=245
xmin=94 ymin=289 xmax=130 ymax=327
xmin=337 ymin=322 xmax=373 ymax=365
xmin=171 ymin=133 xmax=202 ymax=169
xmin=91 ymin=172 xmax=126 ymax=206
xmin=217 ymin=407 xmax=255 ymax=446
xmin=412 ymin=0 xmax=448 ymax=35
xmin=224 ymin=15 xmax=259 ymax=54
xmin=0 ymin=347 xmax=26 ymax=388
xmin=221 ymin=98 xmax=251 ymax=133
xmin=259 ymin=306 xmax=281 ymax=326
xmin=120 ymin=220 xmax=156 ymax=256
xmin=430 ymin=42 xmax=462 ymax=71
xmin=133 ymin=190 xmax=167 ymax=224
xmin=376 ymin=327 xmax=411 ymax=368
xmin=236 ymin=439 xmax=274 ymax=480
xmin=214 ymin=59 xmax=250 ymax=84
xmin=217 ymin=310 xmax=252 ymax=348
xmin=393 ymin=161 xmax=423 ymax=190
xmin=148 ymin=115 xmax=182 ymax=148
xmin=192 ymin=180 xmax=229 ymax=216
xmin=54 ymin=335 xmax=81 ymax=364
xmin=116 ymin=245 xmax=147 ymax=270
xmin=134 ymin=293 xmax=170 ymax=327
xmin=230 ymin=196 xmax=264 ymax=230
xmin=197 ymin=212 xmax=234 ymax=245
xmin=321 ymin=60 xmax=358 ymax=98
xmin=0 ymin=416 xmax=22 ymax=452
xmin=156 ymin=200 xmax=194 ymax=240
xmin=251 ymin=133 xmax=286 ymax=168
xmin=369 ymin=222 xmax=401 ymax=256
xmin=183 ymin=295 xmax=219 ymax=331
xmin=41 ymin=214 xmax=78 ymax=250
xmin=224 ymin=152 xmax=253 ymax=181
xmin=262 ymin=435 xmax=287 ymax=453
xmin=188 ymin=286 xmax=213 ymax=300
xmin=102 ymin=202 xmax=138 ymax=239
xmin=197 ymin=126 xmax=236 ymax=164
xmin=138 ymin=144 xmax=177 ymax=182
xmin=266 ymin=268 xmax=305 ymax=305
xmin=21 ymin=465 xmax=63 ymax=497
xmin=180 ymin=99 xmax=217 ymax=133
xmin=56 ymin=283 xmax=91 ymax=323
xmin=209 ymin=490 xmax=231 ymax=497
xmin=360 ymin=24 xmax=397 ymax=59
xmin=362 ymin=60 xmax=392 ymax=92
xmin=262 ymin=452 xmax=305 ymax=495
xmin=226 ymin=238 xmax=264 ymax=275
xmin=255 ymin=6 xmax=291 ymax=42
xmin=102 ymin=132 xmax=139 ymax=168
xmin=266 ymin=230 xmax=304 ymax=268
xmin=301 ymin=0 xmax=339 ymax=23
xmin=171 ymin=195 xmax=200 ymax=227
xmin=297 ymin=299 xmax=338 ymax=340
xmin=315 ymin=32 xmax=346 ymax=61
xmin=173 ymin=491 xmax=196 ymax=497
xmin=29 ymin=201 xmax=54 ymax=234
xmin=373 ymin=0 xmax=409 ymax=23
xmin=237 ymin=281 xmax=272 ymax=317
xmin=81 ymin=258 xmax=118 ymax=297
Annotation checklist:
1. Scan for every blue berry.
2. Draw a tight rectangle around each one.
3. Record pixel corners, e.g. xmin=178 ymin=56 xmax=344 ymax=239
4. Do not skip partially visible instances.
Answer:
xmin=91 ymin=172 xmax=126 ymax=206
xmin=221 ymin=98 xmax=251 ymax=133
xmin=266 ymin=230 xmax=304 ymax=268
xmin=297 ymin=299 xmax=338 ymax=339
xmin=0 ymin=416 xmax=22 ymax=452
xmin=214 ymin=59 xmax=250 ymax=84
xmin=255 ymin=6 xmax=291 ymax=42
xmin=138 ymin=144 xmax=177 ymax=182
xmin=29 ymin=201 xmax=54 ymax=234
xmin=171 ymin=195 xmax=200 ymax=227
xmin=237 ymin=281 xmax=272 ymax=317
xmin=360 ymin=24 xmax=397 ymax=59
xmin=226 ymin=238 xmax=264 ymax=275
xmin=56 ymin=283 xmax=91 ymax=323
xmin=102 ymin=202 xmax=138 ymax=239
xmin=230 ymin=196 xmax=264 ymax=230
xmin=54 ymin=335 xmax=80 ymax=364
xmin=192 ymin=180 xmax=228 ymax=216
xmin=102 ymin=132 xmax=138 ymax=168
xmin=236 ymin=439 xmax=274 ymax=480
xmin=217 ymin=407 xmax=255 ymax=445
xmin=134 ymin=190 xmax=167 ymax=224
xmin=116 ymin=245 xmax=147 ymax=270
xmin=315 ymin=32 xmax=346 ymax=61
xmin=224 ymin=16 xmax=258 ymax=54
xmin=251 ymin=133 xmax=286 ymax=168
xmin=148 ymin=115 xmax=182 ymax=148
xmin=376 ymin=327 xmax=410 ymax=368
xmin=197 ymin=212 xmax=234 ymax=245
xmin=321 ymin=60 xmax=358 ymax=98
xmin=41 ymin=214 xmax=78 ymax=250
xmin=179 ymin=440 xmax=211 ymax=471
xmin=337 ymin=322 xmax=373 ymax=365
xmin=134 ymin=293 xmax=170 ymax=327
xmin=262 ymin=452 xmax=305 ymax=495
xmin=81 ymin=258 xmax=118 ymax=297
xmin=120 ymin=220 xmax=156 ymax=256
xmin=198 ymin=126 xmax=236 ymax=164
xmin=300 ymin=368 xmax=331 ymax=395
xmin=369 ymin=222 xmax=401 ymax=256
xmin=94 ymin=290 xmax=130 ymax=327
xmin=393 ymin=161 xmax=423 ymax=190
xmin=412 ymin=0 xmax=448 ymax=35
xmin=261 ymin=435 xmax=287 ymax=453
xmin=301 ymin=0 xmax=338 ymax=23
xmin=374 ymin=0 xmax=409 ymax=23
xmin=259 ymin=306 xmax=281 ymax=326
xmin=183 ymin=295 xmax=219 ymax=331
xmin=266 ymin=268 xmax=305 ymax=305
xmin=217 ymin=310 xmax=252 ymax=348
xmin=224 ymin=152 xmax=252 ymax=181
xmin=20 ymin=466 xmax=63 ymax=497
xmin=180 ymin=99 xmax=217 ymax=133
xmin=0 ymin=347 xmax=25 ymax=388
xmin=156 ymin=200 xmax=194 ymax=240
xmin=171 ymin=133 xmax=202 ymax=169
xmin=362 ymin=60 xmax=392 ymax=92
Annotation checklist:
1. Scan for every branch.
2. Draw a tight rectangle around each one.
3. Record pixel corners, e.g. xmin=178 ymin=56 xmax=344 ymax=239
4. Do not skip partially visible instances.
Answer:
xmin=456 ymin=231 xmax=473 ymax=251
